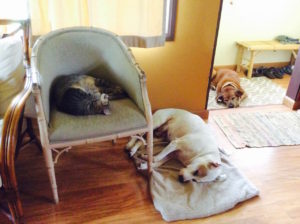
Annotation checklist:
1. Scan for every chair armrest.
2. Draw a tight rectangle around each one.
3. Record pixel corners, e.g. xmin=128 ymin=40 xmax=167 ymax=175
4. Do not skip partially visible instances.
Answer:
xmin=0 ymin=71 xmax=31 ymax=185
xmin=0 ymin=65 xmax=30 ymax=224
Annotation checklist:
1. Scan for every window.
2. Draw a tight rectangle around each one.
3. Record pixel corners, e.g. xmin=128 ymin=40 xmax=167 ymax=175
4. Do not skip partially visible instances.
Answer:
xmin=0 ymin=0 xmax=29 ymax=20
xmin=165 ymin=0 xmax=178 ymax=41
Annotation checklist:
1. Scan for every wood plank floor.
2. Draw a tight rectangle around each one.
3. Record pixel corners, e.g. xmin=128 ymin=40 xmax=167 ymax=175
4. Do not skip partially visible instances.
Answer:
xmin=1 ymin=104 xmax=300 ymax=223
xmin=271 ymin=74 xmax=291 ymax=89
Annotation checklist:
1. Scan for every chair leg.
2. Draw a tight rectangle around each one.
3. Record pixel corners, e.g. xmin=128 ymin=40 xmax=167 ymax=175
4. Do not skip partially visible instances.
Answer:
xmin=25 ymin=118 xmax=43 ymax=152
xmin=42 ymin=146 xmax=59 ymax=204
xmin=146 ymin=130 xmax=153 ymax=174
xmin=1 ymin=136 xmax=24 ymax=223
xmin=7 ymin=197 xmax=24 ymax=224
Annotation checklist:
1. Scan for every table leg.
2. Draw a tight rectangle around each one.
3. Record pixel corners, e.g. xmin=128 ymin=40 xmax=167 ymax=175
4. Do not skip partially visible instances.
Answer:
xmin=247 ymin=50 xmax=255 ymax=79
xmin=236 ymin=46 xmax=244 ymax=73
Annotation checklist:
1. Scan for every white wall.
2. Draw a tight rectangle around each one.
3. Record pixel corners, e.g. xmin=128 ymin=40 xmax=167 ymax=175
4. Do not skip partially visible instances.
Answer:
xmin=214 ymin=0 xmax=300 ymax=66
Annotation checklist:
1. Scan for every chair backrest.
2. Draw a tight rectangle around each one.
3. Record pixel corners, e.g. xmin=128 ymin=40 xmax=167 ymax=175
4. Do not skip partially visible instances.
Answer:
xmin=31 ymin=27 xmax=146 ymax=123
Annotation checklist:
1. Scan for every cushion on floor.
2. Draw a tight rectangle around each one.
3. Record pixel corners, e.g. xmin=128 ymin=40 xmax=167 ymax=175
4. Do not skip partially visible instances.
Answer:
xmin=49 ymin=98 xmax=147 ymax=143
xmin=132 ymin=144 xmax=259 ymax=222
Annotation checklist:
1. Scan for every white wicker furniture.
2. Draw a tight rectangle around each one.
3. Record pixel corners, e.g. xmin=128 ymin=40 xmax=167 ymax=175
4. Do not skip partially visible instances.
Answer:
xmin=31 ymin=27 xmax=153 ymax=204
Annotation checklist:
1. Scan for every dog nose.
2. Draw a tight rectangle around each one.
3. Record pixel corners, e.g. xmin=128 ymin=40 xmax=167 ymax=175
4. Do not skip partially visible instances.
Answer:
xmin=228 ymin=103 xmax=234 ymax=108
xmin=178 ymin=175 xmax=185 ymax=183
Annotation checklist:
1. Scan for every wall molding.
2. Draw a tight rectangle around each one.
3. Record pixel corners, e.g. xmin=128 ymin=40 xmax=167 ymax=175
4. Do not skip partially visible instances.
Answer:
xmin=214 ymin=61 xmax=291 ymax=72
xmin=283 ymin=96 xmax=300 ymax=110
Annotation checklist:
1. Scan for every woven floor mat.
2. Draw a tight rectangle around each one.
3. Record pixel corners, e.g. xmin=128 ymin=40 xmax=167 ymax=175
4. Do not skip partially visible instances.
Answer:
xmin=213 ymin=111 xmax=300 ymax=148
xmin=208 ymin=76 xmax=286 ymax=109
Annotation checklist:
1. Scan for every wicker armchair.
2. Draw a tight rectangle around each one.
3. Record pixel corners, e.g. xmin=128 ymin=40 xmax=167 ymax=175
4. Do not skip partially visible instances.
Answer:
xmin=0 ymin=19 xmax=31 ymax=224
xmin=31 ymin=27 xmax=153 ymax=204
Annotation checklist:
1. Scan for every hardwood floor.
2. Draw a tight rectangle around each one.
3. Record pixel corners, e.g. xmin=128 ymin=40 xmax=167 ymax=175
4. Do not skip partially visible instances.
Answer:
xmin=1 ymin=104 xmax=300 ymax=223
xmin=271 ymin=74 xmax=291 ymax=89
xmin=239 ymin=71 xmax=291 ymax=90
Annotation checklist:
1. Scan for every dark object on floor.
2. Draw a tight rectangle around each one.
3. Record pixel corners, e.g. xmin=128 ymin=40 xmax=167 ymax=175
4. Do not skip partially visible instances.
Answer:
xmin=250 ymin=66 xmax=267 ymax=77
xmin=276 ymin=35 xmax=300 ymax=44
xmin=248 ymin=65 xmax=293 ymax=79
xmin=279 ymin=65 xmax=293 ymax=75
xmin=264 ymin=67 xmax=283 ymax=79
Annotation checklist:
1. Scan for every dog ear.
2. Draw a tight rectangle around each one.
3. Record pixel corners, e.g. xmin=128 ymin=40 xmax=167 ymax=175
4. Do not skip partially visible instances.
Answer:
xmin=208 ymin=162 xmax=220 ymax=169
xmin=217 ymin=94 xmax=224 ymax=103
xmin=235 ymin=89 xmax=244 ymax=97
xmin=196 ymin=165 xmax=207 ymax=177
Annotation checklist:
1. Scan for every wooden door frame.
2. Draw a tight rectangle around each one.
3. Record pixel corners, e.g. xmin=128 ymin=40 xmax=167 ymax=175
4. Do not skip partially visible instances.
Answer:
xmin=283 ymin=49 xmax=300 ymax=110
xmin=205 ymin=0 xmax=224 ymax=112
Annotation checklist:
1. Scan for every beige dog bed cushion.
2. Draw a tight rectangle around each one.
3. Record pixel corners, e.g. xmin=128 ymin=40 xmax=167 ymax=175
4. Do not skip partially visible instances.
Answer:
xmin=133 ymin=144 xmax=259 ymax=222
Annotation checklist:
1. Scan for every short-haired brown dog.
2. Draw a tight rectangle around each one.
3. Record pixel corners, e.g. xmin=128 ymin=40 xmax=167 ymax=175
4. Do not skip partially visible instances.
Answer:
xmin=210 ymin=69 xmax=247 ymax=108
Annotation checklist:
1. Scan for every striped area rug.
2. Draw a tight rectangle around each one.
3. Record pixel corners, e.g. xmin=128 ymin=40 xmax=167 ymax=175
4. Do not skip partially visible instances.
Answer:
xmin=208 ymin=76 xmax=286 ymax=109
xmin=213 ymin=111 xmax=300 ymax=148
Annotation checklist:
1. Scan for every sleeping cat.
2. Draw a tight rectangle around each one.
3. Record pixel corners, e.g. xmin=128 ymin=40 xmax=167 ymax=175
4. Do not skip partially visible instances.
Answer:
xmin=51 ymin=74 xmax=126 ymax=116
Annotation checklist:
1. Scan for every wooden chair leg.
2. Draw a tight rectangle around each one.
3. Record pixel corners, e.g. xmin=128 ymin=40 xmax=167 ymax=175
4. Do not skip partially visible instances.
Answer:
xmin=42 ymin=146 xmax=59 ymax=204
xmin=247 ymin=50 xmax=255 ymax=78
xmin=7 ymin=197 xmax=24 ymax=224
xmin=236 ymin=46 xmax=244 ymax=73
xmin=1 ymin=141 xmax=24 ymax=223
xmin=25 ymin=118 xmax=42 ymax=152
xmin=0 ymin=189 xmax=24 ymax=224
xmin=146 ymin=130 xmax=153 ymax=174
xmin=16 ymin=118 xmax=42 ymax=159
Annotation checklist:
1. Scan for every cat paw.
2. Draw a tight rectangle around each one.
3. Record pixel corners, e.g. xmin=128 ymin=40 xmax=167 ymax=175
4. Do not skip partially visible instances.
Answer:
xmin=100 ymin=94 xmax=109 ymax=105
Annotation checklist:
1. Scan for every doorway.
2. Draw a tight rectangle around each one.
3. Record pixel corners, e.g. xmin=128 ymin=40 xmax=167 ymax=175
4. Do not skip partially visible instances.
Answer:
xmin=207 ymin=0 xmax=299 ymax=110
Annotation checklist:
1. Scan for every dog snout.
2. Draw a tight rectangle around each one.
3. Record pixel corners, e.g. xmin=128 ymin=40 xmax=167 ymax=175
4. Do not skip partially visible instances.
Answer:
xmin=178 ymin=175 xmax=189 ymax=183
xmin=228 ymin=103 xmax=234 ymax=108
xmin=178 ymin=175 xmax=185 ymax=183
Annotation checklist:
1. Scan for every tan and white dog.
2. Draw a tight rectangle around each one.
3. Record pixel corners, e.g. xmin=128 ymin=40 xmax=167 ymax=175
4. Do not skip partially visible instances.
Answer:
xmin=126 ymin=109 xmax=224 ymax=183
xmin=211 ymin=69 xmax=247 ymax=108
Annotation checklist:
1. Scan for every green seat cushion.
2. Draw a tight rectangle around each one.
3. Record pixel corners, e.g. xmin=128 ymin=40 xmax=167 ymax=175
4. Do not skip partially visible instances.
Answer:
xmin=49 ymin=98 xmax=147 ymax=143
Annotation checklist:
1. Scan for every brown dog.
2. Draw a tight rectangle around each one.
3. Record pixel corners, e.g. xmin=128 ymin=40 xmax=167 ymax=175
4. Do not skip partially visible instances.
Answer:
xmin=210 ymin=69 xmax=247 ymax=108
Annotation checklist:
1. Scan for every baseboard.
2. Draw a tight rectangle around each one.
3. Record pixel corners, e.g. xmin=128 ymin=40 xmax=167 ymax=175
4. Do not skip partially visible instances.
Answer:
xmin=192 ymin=109 xmax=209 ymax=120
xmin=214 ymin=65 xmax=237 ymax=70
xmin=214 ymin=61 xmax=291 ymax=71
xmin=283 ymin=96 xmax=300 ymax=110
xmin=152 ymin=109 xmax=209 ymax=120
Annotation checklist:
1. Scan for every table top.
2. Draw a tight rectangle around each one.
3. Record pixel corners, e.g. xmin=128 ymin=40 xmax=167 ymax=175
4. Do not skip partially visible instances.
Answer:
xmin=236 ymin=40 xmax=300 ymax=51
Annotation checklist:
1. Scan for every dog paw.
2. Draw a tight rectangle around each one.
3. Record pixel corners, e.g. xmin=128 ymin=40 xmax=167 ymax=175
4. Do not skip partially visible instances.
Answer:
xmin=216 ymin=174 xmax=227 ymax=182
xmin=129 ymin=150 xmax=136 ymax=158
xmin=125 ymin=138 xmax=137 ymax=150
xmin=137 ymin=161 xmax=148 ymax=170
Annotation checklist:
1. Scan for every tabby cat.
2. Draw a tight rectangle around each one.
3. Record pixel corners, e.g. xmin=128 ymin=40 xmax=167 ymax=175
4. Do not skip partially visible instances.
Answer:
xmin=51 ymin=74 xmax=126 ymax=116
